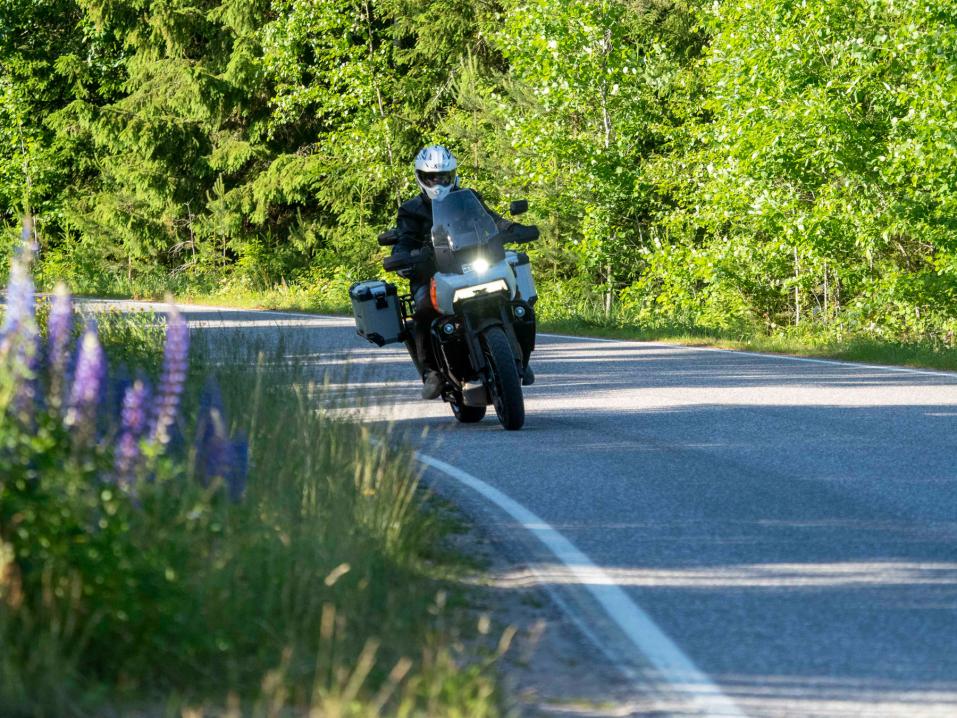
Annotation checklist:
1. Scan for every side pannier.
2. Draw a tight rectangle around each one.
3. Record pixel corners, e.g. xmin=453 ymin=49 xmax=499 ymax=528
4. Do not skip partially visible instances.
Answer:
xmin=349 ymin=280 xmax=403 ymax=346
xmin=506 ymin=251 xmax=537 ymax=304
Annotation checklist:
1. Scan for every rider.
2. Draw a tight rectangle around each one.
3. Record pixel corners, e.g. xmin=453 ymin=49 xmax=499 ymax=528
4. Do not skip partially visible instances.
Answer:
xmin=394 ymin=144 xmax=534 ymax=400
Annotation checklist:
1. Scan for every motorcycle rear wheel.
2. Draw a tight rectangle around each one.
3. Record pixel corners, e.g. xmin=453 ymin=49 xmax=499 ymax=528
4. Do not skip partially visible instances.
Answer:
xmin=481 ymin=325 xmax=525 ymax=430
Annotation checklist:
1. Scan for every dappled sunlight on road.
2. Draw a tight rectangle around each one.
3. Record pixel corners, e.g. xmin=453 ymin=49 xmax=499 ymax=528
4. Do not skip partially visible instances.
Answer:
xmin=93 ymin=301 xmax=957 ymax=718
xmin=479 ymin=561 xmax=957 ymax=589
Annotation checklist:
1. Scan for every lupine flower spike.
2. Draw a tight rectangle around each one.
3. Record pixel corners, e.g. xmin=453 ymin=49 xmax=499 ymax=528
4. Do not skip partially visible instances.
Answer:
xmin=66 ymin=323 xmax=105 ymax=441
xmin=194 ymin=377 xmax=226 ymax=488
xmin=1 ymin=216 xmax=39 ymax=420
xmin=150 ymin=306 xmax=189 ymax=446
xmin=0 ymin=263 xmax=34 ymax=339
xmin=114 ymin=379 xmax=151 ymax=488
xmin=226 ymin=436 xmax=249 ymax=502
xmin=194 ymin=378 xmax=248 ymax=501
xmin=47 ymin=283 xmax=74 ymax=408
xmin=0 ymin=261 xmax=35 ymax=358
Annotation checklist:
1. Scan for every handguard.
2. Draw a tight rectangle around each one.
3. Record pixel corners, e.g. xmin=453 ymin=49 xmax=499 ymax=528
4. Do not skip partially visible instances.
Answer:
xmin=496 ymin=221 xmax=540 ymax=245
xmin=377 ymin=228 xmax=399 ymax=246
xmin=382 ymin=248 xmax=433 ymax=273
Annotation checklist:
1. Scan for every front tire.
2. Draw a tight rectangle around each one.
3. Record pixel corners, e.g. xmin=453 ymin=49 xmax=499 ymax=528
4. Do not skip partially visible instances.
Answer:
xmin=482 ymin=326 xmax=525 ymax=430
xmin=451 ymin=395 xmax=486 ymax=423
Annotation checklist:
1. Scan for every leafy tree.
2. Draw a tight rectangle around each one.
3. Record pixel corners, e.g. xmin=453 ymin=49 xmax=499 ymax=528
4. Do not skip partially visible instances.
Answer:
xmin=0 ymin=0 xmax=125 ymax=233
xmin=648 ymin=0 xmax=957 ymax=334
xmin=484 ymin=0 xmax=703 ymax=310
xmin=2 ymin=0 xmax=955 ymax=343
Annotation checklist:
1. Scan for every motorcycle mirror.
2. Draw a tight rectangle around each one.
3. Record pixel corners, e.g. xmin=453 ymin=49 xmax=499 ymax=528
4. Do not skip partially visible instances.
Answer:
xmin=509 ymin=199 xmax=529 ymax=216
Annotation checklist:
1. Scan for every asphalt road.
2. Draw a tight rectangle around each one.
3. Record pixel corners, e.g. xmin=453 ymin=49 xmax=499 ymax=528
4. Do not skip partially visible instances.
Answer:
xmin=105 ymin=301 xmax=957 ymax=717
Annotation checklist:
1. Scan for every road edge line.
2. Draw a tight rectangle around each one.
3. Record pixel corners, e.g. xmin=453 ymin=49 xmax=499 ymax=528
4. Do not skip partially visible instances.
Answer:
xmin=415 ymin=450 xmax=750 ymax=718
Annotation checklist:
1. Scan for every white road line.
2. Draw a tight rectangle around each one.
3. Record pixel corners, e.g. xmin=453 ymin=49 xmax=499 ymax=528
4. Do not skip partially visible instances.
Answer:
xmin=539 ymin=332 xmax=957 ymax=379
xmin=415 ymin=451 xmax=750 ymax=718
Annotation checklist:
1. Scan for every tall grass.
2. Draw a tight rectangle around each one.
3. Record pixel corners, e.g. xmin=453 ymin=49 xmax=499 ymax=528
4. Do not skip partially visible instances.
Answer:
xmin=1 ymin=233 xmax=500 ymax=716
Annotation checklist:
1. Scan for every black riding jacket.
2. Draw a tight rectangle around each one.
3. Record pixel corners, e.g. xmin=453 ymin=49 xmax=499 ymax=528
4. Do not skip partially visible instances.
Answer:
xmin=394 ymin=189 xmax=505 ymax=286
xmin=394 ymin=192 xmax=435 ymax=257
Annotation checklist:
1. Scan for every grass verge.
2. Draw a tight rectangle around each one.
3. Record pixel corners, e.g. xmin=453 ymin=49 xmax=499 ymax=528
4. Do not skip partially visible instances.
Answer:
xmin=538 ymin=317 xmax=957 ymax=372
xmin=1 ymin=305 xmax=501 ymax=716
xmin=171 ymin=288 xmax=957 ymax=373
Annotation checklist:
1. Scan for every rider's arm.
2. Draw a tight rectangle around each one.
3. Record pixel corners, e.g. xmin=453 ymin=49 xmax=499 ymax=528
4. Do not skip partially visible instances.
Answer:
xmin=395 ymin=200 xmax=429 ymax=255
xmin=393 ymin=199 xmax=435 ymax=280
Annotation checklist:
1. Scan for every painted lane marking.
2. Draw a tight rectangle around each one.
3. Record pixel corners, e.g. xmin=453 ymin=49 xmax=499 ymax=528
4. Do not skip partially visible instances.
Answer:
xmin=415 ymin=451 xmax=750 ymax=718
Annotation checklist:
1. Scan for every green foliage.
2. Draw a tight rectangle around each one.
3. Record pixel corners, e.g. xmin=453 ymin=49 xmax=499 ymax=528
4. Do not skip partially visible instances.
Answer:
xmin=1 ymin=312 xmax=498 ymax=716
xmin=3 ymin=0 xmax=957 ymax=343
xmin=645 ymin=0 xmax=957 ymax=337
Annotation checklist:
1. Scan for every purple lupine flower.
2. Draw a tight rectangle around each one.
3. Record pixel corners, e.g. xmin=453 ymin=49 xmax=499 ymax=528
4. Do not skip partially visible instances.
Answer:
xmin=196 ymin=407 xmax=230 ymax=482
xmin=65 ymin=324 xmax=105 ymax=436
xmin=194 ymin=378 xmax=248 ymax=501
xmin=114 ymin=379 xmax=151 ymax=488
xmin=150 ymin=306 xmax=189 ymax=446
xmin=1 ymin=260 xmax=35 ymax=338
xmin=47 ymin=283 xmax=74 ymax=407
xmin=226 ymin=435 xmax=248 ymax=502
xmin=1 ymin=217 xmax=35 ymax=333
xmin=1 ymin=218 xmax=39 ymax=419
xmin=0 ymin=262 xmax=39 ymax=420
xmin=194 ymin=378 xmax=227 ymax=488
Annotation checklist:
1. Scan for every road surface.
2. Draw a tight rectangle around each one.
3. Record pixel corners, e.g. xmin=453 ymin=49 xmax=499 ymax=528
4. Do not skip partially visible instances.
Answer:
xmin=105 ymin=301 xmax=957 ymax=717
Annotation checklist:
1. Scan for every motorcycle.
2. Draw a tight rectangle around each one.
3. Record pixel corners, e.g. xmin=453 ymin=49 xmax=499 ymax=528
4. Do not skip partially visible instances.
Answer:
xmin=374 ymin=190 xmax=539 ymax=430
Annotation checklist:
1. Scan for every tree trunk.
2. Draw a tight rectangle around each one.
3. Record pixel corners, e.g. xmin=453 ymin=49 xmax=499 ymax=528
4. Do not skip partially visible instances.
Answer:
xmin=364 ymin=1 xmax=401 ymax=209
xmin=823 ymin=261 xmax=829 ymax=322
xmin=605 ymin=262 xmax=613 ymax=319
xmin=794 ymin=248 xmax=801 ymax=326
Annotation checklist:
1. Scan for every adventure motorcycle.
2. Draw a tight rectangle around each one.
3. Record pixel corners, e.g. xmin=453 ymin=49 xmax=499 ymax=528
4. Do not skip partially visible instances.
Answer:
xmin=350 ymin=190 xmax=538 ymax=430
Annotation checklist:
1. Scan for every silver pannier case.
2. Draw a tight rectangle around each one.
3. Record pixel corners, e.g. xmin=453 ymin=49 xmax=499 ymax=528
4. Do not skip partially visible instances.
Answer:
xmin=349 ymin=280 xmax=403 ymax=346
xmin=506 ymin=250 xmax=537 ymax=304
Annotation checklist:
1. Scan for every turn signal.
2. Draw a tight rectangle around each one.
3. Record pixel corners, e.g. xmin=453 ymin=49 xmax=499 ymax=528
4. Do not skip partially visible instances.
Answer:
xmin=430 ymin=277 xmax=440 ymax=312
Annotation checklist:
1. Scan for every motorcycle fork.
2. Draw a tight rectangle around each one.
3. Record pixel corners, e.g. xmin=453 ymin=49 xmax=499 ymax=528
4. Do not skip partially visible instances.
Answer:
xmin=399 ymin=293 xmax=424 ymax=375
xmin=428 ymin=316 xmax=476 ymax=389
xmin=461 ymin=301 xmax=524 ymax=373
xmin=460 ymin=313 xmax=488 ymax=374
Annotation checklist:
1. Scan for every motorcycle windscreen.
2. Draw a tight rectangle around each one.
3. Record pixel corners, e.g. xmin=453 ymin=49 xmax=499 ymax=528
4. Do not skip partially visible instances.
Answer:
xmin=431 ymin=189 xmax=498 ymax=252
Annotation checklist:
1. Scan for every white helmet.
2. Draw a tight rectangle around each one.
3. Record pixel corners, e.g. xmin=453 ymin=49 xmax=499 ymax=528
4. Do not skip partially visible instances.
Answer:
xmin=414 ymin=145 xmax=458 ymax=201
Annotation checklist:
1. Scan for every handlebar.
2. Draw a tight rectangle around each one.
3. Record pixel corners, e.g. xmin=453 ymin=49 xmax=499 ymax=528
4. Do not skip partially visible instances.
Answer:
xmin=381 ymin=223 xmax=539 ymax=274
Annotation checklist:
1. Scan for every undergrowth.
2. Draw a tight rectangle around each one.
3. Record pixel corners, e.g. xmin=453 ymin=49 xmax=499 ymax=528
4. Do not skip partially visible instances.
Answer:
xmin=1 ymin=284 xmax=501 ymax=716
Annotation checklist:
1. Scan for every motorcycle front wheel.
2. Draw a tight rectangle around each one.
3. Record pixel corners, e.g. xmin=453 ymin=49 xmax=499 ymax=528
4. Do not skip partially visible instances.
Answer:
xmin=450 ymin=394 xmax=486 ymax=423
xmin=481 ymin=325 xmax=525 ymax=430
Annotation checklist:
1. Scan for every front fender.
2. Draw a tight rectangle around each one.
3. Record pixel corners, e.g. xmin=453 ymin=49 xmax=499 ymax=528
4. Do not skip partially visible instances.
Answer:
xmin=460 ymin=298 xmax=523 ymax=370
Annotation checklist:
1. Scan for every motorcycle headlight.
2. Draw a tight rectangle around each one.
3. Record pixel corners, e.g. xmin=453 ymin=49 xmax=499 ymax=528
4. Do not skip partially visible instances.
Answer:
xmin=471 ymin=258 xmax=489 ymax=275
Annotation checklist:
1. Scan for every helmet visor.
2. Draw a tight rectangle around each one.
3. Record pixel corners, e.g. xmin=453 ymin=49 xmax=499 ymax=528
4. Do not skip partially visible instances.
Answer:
xmin=417 ymin=170 xmax=456 ymax=188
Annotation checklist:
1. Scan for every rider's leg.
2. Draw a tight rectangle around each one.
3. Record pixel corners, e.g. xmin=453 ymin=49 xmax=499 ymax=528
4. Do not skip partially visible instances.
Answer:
xmin=412 ymin=283 xmax=438 ymax=372
xmin=411 ymin=283 xmax=443 ymax=398
xmin=514 ymin=303 xmax=537 ymax=385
